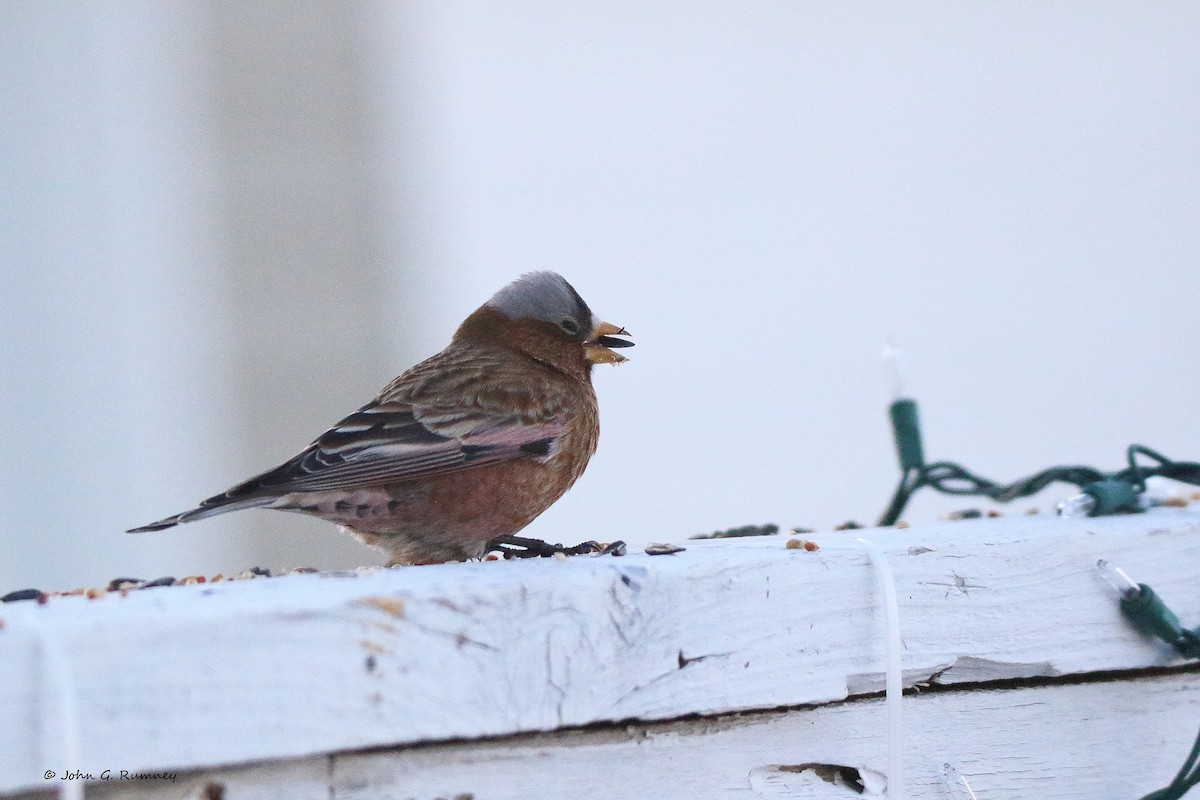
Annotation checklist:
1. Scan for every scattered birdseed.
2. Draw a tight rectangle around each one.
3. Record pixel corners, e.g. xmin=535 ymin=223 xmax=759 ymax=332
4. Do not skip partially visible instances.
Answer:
xmin=2 ymin=588 xmax=43 ymax=603
xmin=484 ymin=553 xmax=500 ymax=561
xmin=107 ymin=578 xmax=143 ymax=591
xmin=1159 ymin=497 xmax=1188 ymax=508
xmin=645 ymin=543 xmax=686 ymax=556
xmin=785 ymin=539 xmax=819 ymax=551
xmin=598 ymin=540 xmax=627 ymax=556
xmin=834 ymin=520 xmax=864 ymax=531
xmin=943 ymin=509 xmax=982 ymax=521
xmin=1025 ymin=507 xmax=1040 ymax=515
xmin=179 ymin=575 xmax=206 ymax=585
xmin=894 ymin=520 xmax=909 ymax=529
xmin=85 ymin=588 xmax=105 ymax=600
xmin=986 ymin=510 xmax=1003 ymax=518
xmin=690 ymin=524 xmax=779 ymax=540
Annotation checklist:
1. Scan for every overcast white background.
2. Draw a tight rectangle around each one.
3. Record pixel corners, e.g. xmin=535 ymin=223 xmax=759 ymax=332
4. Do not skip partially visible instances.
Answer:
xmin=3 ymin=3 xmax=1198 ymax=592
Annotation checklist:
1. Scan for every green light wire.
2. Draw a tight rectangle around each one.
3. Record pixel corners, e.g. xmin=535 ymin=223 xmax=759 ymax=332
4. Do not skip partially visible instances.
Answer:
xmin=1140 ymin=729 xmax=1200 ymax=800
xmin=877 ymin=398 xmax=1200 ymax=525
xmin=1116 ymin=582 xmax=1200 ymax=799
xmin=879 ymin=395 xmax=1200 ymax=797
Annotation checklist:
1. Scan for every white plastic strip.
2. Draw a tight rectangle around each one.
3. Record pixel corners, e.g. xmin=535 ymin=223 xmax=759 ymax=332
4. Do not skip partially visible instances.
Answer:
xmin=27 ymin=621 xmax=85 ymax=800
xmin=857 ymin=537 xmax=904 ymax=800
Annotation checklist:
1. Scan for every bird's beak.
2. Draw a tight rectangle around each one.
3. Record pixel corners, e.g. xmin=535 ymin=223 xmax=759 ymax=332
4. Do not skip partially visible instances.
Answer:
xmin=584 ymin=320 xmax=634 ymax=364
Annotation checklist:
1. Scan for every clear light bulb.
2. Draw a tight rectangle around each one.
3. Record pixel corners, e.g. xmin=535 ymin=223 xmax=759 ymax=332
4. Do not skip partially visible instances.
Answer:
xmin=1097 ymin=559 xmax=1141 ymax=601
xmin=940 ymin=763 xmax=979 ymax=800
xmin=1056 ymin=492 xmax=1096 ymax=518
xmin=882 ymin=341 xmax=905 ymax=400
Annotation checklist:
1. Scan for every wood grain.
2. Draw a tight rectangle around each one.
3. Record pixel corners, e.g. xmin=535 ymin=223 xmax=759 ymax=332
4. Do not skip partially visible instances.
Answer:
xmin=2 ymin=510 xmax=1197 ymax=796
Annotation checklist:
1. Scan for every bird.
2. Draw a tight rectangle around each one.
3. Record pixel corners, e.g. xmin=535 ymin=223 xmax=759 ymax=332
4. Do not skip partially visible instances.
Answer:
xmin=128 ymin=271 xmax=633 ymax=565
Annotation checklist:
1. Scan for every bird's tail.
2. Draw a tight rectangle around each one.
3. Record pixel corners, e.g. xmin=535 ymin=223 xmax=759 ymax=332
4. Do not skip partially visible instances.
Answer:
xmin=126 ymin=496 xmax=274 ymax=533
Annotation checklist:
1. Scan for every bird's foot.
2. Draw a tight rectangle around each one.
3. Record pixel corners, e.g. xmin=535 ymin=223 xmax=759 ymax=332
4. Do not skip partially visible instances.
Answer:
xmin=486 ymin=535 xmax=608 ymax=559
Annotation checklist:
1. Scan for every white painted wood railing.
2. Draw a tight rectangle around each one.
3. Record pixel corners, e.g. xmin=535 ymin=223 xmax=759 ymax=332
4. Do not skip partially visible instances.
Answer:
xmin=3 ymin=510 xmax=1198 ymax=799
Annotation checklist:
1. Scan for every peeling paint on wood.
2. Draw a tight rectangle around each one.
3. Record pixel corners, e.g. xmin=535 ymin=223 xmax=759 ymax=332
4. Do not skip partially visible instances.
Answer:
xmin=13 ymin=671 xmax=1197 ymax=800
xmin=1 ymin=511 xmax=1197 ymax=796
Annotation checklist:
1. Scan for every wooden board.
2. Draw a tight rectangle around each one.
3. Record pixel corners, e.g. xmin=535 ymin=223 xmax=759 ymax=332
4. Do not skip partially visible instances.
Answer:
xmin=14 ymin=670 xmax=1200 ymax=800
xmin=2 ymin=510 xmax=1198 ymax=795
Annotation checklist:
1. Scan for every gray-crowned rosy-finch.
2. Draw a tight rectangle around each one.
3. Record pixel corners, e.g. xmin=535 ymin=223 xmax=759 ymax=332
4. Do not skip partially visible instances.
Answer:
xmin=129 ymin=272 xmax=632 ymax=565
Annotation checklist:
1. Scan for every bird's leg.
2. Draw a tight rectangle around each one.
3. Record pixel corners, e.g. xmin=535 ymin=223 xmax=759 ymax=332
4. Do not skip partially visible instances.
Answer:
xmin=486 ymin=535 xmax=602 ymax=559
xmin=561 ymin=539 xmax=604 ymax=556
xmin=487 ymin=534 xmax=560 ymax=558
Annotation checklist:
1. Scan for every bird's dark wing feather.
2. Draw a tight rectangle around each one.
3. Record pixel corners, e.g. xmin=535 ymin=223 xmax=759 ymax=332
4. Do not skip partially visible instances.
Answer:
xmin=121 ymin=346 xmax=574 ymax=531
xmin=208 ymin=398 xmax=563 ymax=503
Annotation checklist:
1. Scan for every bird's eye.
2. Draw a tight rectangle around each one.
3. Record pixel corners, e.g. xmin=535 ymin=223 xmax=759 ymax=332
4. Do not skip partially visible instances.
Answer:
xmin=559 ymin=318 xmax=580 ymax=335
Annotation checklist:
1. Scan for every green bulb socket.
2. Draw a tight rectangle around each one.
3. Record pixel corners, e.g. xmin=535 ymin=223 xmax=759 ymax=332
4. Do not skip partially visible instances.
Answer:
xmin=1081 ymin=479 xmax=1142 ymax=516
xmin=1120 ymin=583 xmax=1184 ymax=645
xmin=889 ymin=398 xmax=925 ymax=472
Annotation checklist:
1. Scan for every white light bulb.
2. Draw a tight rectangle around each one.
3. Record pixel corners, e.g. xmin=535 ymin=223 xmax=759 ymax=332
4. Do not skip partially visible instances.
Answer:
xmin=1097 ymin=559 xmax=1141 ymax=600
xmin=1056 ymin=493 xmax=1096 ymax=518
xmin=941 ymin=763 xmax=979 ymax=800
xmin=882 ymin=341 xmax=905 ymax=400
